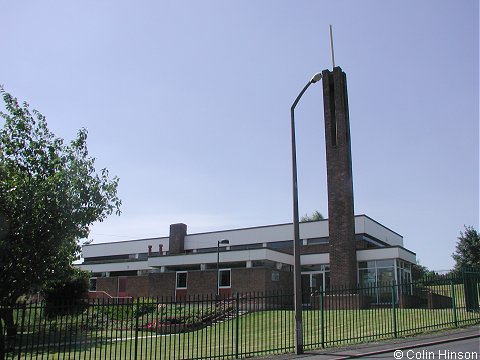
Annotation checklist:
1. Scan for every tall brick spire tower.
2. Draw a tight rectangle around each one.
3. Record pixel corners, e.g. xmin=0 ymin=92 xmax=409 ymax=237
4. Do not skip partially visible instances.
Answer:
xmin=322 ymin=67 xmax=356 ymax=289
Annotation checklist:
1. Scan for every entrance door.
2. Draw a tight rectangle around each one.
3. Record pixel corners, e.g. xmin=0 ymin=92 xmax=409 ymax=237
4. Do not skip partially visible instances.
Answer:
xmin=301 ymin=272 xmax=325 ymax=306
xmin=311 ymin=273 xmax=324 ymax=295
xmin=301 ymin=275 xmax=311 ymax=305
xmin=118 ymin=277 xmax=128 ymax=297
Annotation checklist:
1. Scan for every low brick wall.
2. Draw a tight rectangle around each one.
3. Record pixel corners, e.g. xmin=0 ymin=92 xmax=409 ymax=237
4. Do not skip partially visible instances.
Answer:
xmin=399 ymin=294 xmax=425 ymax=308
xmin=428 ymin=292 xmax=452 ymax=309
xmin=398 ymin=288 xmax=452 ymax=309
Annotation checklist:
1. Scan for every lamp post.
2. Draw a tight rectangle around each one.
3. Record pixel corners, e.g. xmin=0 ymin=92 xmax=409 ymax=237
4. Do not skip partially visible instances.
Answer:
xmin=216 ymin=239 xmax=229 ymax=297
xmin=290 ymin=72 xmax=322 ymax=355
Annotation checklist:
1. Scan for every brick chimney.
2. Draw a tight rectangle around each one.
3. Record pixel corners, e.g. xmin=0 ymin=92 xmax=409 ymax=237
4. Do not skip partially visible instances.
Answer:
xmin=169 ymin=223 xmax=187 ymax=255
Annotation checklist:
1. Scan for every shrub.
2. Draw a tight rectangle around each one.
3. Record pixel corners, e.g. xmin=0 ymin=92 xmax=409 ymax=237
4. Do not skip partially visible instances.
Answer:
xmin=43 ymin=269 xmax=89 ymax=317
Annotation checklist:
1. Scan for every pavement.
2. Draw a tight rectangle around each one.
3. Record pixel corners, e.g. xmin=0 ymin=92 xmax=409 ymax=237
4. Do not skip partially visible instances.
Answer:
xmin=255 ymin=325 xmax=480 ymax=360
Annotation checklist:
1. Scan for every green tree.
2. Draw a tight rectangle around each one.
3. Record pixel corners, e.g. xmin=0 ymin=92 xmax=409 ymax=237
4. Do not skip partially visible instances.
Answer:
xmin=43 ymin=268 xmax=90 ymax=317
xmin=0 ymin=88 xmax=121 ymax=357
xmin=300 ymin=210 xmax=324 ymax=222
xmin=452 ymin=225 xmax=480 ymax=270
xmin=411 ymin=261 xmax=437 ymax=281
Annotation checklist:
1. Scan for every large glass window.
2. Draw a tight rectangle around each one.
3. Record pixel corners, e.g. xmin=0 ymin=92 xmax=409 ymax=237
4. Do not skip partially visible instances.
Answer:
xmin=176 ymin=271 xmax=187 ymax=289
xmin=359 ymin=268 xmax=376 ymax=286
xmin=358 ymin=259 xmax=413 ymax=304
xmin=219 ymin=269 xmax=231 ymax=288
xmin=378 ymin=267 xmax=394 ymax=284
xmin=358 ymin=260 xmax=395 ymax=287
xmin=358 ymin=260 xmax=394 ymax=304
xmin=376 ymin=259 xmax=394 ymax=268
xmin=396 ymin=260 xmax=413 ymax=295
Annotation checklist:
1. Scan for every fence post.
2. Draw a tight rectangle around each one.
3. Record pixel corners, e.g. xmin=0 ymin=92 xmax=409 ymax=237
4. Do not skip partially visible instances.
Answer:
xmin=391 ymin=282 xmax=397 ymax=338
xmin=450 ymin=279 xmax=458 ymax=327
xmin=320 ymin=286 xmax=325 ymax=348
xmin=134 ymin=298 xmax=139 ymax=360
xmin=235 ymin=292 xmax=240 ymax=359
xmin=16 ymin=303 xmax=26 ymax=360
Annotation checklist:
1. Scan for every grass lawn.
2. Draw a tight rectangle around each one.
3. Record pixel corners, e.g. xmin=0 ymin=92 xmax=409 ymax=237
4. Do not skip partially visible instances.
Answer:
xmin=12 ymin=306 xmax=479 ymax=360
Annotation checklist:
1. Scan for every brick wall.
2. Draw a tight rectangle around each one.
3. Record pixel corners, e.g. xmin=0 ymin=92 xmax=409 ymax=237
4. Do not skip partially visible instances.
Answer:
xmin=125 ymin=276 xmax=149 ymax=297
xmin=233 ymin=268 xmax=292 ymax=294
xmin=96 ymin=277 xmax=118 ymax=297
xmin=149 ymin=272 xmax=175 ymax=298
xmin=96 ymin=268 xmax=294 ymax=299
xmin=300 ymin=244 xmax=329 ymax=255
xmin=187 ymin=270 xmax=217 ymax=296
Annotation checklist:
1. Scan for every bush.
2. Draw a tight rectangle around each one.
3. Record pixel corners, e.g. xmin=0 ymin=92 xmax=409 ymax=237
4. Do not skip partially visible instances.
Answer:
xmin=43 ymin=269 xmax=89 ymax=317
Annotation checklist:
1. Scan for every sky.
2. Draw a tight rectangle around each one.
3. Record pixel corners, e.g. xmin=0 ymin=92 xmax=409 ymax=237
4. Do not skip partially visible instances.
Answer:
xmin=1 ymin=1 xmax=478 ymax=271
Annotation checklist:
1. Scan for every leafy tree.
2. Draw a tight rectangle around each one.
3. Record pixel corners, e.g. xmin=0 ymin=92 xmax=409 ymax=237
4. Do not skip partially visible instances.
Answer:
xmin=300 ymin=210 xmax=324 ymax=222
xmin=452 ymin=225 xmax=480 ymax=270
xmin=43 ymin=268 xmax=91 ymax=317
xmin=411 ymin=261 xmax=437 ymax=281
xmin=0 ymin=88 xmax=121 ymax=357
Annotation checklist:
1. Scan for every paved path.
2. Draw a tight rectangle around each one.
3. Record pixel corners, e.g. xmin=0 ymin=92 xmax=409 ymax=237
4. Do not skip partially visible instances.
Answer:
xmin=256 ymin=326 xmax=479 ymax=360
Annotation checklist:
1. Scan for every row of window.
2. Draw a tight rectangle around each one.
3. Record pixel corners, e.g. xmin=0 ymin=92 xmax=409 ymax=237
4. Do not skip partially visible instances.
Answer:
xmin=176 ymin=269 xmax=231 ymax=289
xmin=86 ymin=235 xmax=386 ymax=265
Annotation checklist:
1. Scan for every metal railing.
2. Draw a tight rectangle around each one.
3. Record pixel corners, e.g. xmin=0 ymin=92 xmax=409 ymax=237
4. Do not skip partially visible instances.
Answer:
xmin=1 ymin=271 xmax=479 ymax=359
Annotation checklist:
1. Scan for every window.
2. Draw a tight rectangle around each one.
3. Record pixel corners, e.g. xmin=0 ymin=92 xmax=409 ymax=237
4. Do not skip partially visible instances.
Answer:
xmin=230 ymin=243 xmax=263 ymax=251
xmin=358 ymin=259 xmax=414 ymax=304
xmin=218 ymin=269 xmax=231 ymax=288
xmin=271 ymin=271 xmax=280 ymax=282
xmin=89 ymin=278 xmax=97 ymax=291
xmin=376 ymin=259 xmax=394 ymax=268
xmin=176 ymin=271 xmax=187 ymax=289
xmin=307 ymin=238 xmax=328 ymax=245
xmin=266 ymin=241 xmax=293 ymax=250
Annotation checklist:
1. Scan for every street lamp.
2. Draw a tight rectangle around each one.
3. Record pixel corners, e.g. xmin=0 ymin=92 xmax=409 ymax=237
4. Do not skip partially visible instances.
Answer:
xmin=290 ymin=72 xmax=322 ymax=355
xmin=216 ymin=239 xmax=230 ymax=297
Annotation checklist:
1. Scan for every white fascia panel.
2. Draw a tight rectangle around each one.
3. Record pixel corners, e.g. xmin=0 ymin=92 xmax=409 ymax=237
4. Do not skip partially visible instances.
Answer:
xmin=301 ymin=253 xmax=330 ymax=265
xmin=360 ymin=217 xmax=403 ymax=247
xmin=76 ymin=261 xmax=149 ymax=273
xmin=148 ymin=249 xmax=294 ymax=267
xmin=356 ymin=248 xmax=416 ymax=263
xmin=82 ymin=238 xmax=169 ymax=258
xmin=184 ymin=225 xmax=294 ymax=250
xmin=299 ymin=221 xmax=329 ymax=240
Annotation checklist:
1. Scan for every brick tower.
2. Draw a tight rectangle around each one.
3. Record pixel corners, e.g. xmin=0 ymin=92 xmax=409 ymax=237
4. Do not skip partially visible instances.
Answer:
xmin=322 ymin=67 xmax=356 ymax=289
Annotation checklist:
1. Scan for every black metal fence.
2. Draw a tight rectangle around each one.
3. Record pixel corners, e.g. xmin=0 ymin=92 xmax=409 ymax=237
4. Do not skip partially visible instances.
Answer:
xmin=1 ymin=271 xmax=479 ymax=359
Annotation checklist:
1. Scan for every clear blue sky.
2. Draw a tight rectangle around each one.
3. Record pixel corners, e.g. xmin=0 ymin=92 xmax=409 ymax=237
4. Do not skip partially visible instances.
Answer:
xmin=1 ymin=1 xmax=478 ymax=271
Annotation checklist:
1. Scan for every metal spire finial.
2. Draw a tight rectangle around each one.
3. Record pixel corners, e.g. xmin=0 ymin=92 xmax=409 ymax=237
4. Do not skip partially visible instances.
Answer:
xmin=329 ymin=24 xmax=336 ymax=69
